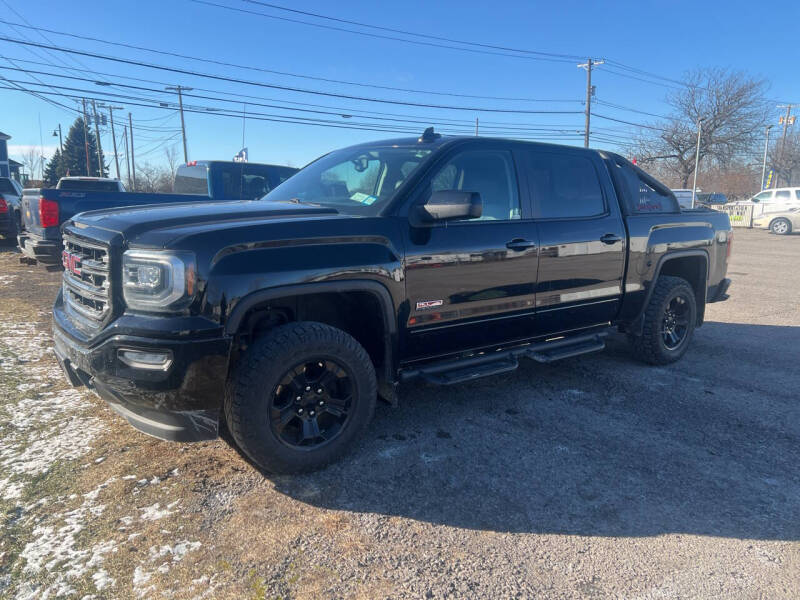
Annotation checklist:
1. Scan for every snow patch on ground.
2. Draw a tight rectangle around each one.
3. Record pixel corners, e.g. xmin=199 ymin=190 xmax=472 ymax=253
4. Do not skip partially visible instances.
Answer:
xmin=17 ymin=479 xmax=119 ymax=598
xmin=139 ymin=500 xmax=180 ymax=521
xmin=0 ymin=315 xmax=103 ymax=502
xmin=132 ymin=540 xmax=202 ymax=598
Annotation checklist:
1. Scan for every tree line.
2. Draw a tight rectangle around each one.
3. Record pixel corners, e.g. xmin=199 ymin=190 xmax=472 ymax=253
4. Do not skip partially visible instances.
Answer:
xmin=634 ymin=68 xmax=798 ymax=198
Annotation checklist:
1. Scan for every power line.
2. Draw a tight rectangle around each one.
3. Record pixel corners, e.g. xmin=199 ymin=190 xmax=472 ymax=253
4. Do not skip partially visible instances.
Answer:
xmin=0 ymin=81 xmax=593 ymax=142
xmin=0 ymin=64 xmax=594 ymax=134
xmin=0 ymin=18 xmax=580 ymax=104
xmin=1 ymin=57 xmax=587 ymax=128
xmin=0 ymin=35 xmax=585 ymax=115
xmin=239 ymin=0 xmax=585 ymax=60
xmin=192 ymin=0 xmax=580 ymax=64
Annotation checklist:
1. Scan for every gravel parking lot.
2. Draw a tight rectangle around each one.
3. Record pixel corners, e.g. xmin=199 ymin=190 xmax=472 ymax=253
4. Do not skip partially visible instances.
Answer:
xmin=1 ymin=228 xmax=798 ymax=599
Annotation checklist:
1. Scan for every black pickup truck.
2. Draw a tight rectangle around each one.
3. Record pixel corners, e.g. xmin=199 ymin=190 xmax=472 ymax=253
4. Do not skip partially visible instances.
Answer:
xmin=52 ymin=132 xmax=732 ymax=473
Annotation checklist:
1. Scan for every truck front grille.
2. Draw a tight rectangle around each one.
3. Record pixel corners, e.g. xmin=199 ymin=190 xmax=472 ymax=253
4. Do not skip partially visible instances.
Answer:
xmin=62 ymin=232 xmax=112 ymax=326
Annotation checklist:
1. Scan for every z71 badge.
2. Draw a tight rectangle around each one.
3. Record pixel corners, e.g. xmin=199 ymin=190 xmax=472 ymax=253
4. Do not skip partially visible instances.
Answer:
xmin=416 ymin=300 xmax=443 ymax=310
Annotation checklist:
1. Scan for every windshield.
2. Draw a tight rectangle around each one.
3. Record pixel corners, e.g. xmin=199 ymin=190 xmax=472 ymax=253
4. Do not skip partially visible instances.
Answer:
xmin=262 ymin=146 xmax=433 ymax=215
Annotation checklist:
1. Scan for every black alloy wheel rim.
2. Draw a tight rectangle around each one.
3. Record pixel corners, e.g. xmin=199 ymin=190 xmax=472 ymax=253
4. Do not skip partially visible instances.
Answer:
xmin=661 ymin=294 xmax=691 ymax=350
xmin=270 ymin=359 xmax=354 ymax=450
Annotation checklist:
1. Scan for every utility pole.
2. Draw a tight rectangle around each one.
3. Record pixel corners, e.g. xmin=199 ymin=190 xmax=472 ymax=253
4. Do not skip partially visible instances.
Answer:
xmin=101 ymin=105 xmax=124 ymax=180
xmin=81 ymin=99 xmax=91 ymax=175
xmin=778 ymin=104 xmax=794 ymax=152
xmin=761 ymin=125 xmax=773 ymax=191
xmin=691 ymin=117 xmax=705 ymax=209
xmin=53 ymin=124 xmax=63 ymax=152
xmin=166 ymin=85 xmax=192 ymax=162
xmin=91 ymin=100 xmax=104 ymax=177
xmin=475 ymin=117 xmax=479 ymax=136
xmin=128 ymin=112 xmax=136 ymax=191
xmin=578 ymin=58 xmax=603 ymax=148
xmin=122 ymin=126 xmax=131 ymax=191
xmin=777 ymin=104 xmax=795 ymax=186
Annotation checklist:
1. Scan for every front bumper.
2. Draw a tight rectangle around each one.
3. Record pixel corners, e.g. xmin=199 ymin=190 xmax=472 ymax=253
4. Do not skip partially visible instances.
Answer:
xmin=18 ymin=231 xmax=61 ymax=264
xmin=53 ymin=294 xmax=232 ymax=442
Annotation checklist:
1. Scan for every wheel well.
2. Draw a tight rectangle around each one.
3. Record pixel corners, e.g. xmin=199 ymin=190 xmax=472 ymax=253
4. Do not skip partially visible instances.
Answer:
xmin=234 ymin=290 xmax=387 ymax=372
xmin=658 ymin=255 xmax=707 ymax=323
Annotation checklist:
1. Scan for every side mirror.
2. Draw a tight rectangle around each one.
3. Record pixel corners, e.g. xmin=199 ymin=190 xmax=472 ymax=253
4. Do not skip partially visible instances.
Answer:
xmin=414 ymin=190 xmax=482 ymax=225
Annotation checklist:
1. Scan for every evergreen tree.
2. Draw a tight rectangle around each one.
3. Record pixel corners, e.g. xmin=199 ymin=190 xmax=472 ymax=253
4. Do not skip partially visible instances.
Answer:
xmin=58 ymin=117 xmax=106 ymax=177
xmin=42 ymin=148 xmax=65 ymax=186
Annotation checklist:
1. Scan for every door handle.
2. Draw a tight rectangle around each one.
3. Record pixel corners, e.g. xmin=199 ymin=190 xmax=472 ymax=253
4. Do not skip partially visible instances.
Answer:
xmin=600 ymin=233 xmax=622 ymax=244
xmin=505 ymin=239 xmax=537 ymax=251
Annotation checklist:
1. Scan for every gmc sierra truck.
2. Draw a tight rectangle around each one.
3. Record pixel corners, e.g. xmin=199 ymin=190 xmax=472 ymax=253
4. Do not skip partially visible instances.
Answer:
xmin=18 ymin=162 xmax=298 ymax=265
xmin=52 ymin=131 xmax=732 ymax=473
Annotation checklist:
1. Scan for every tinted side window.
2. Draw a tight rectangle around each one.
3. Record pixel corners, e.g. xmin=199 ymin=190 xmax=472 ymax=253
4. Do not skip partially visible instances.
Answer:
xmin=429 ymin=150 xmax=520 ymax=221
xmin=528 ymin=153 xmax=605 ymax=218
xmin=775 ymin=190 xmax=791 ymax=199
xmin=605 ymin=157 xmax=678 ymax=213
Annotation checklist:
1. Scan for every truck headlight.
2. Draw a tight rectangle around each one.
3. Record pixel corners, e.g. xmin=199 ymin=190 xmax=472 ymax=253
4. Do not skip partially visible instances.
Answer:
xmin=122 ymin=250 xmax=196 ymax=311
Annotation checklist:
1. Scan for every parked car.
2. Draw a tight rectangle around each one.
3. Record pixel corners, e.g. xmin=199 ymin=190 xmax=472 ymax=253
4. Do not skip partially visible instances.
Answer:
xmin=752 ymin=207 xmax=800 ymax=235
xmin=0 ymin=176 xmax=23 ymax=243
xmin=17 ymin=162 xmax=299 ymax=266
xmin=52 ymin=132 xmax=732 ymax=473
xmin=734 ymin=187 xmax=800 ymax=217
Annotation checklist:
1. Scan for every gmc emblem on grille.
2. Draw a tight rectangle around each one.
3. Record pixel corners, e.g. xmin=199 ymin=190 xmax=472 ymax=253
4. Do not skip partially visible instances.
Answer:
xmin=62 ymin=251 xmax=82 ymax=276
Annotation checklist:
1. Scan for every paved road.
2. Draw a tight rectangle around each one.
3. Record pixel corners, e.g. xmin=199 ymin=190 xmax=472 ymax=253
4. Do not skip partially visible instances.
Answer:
xmin=1 ymin=228 xmax=798 ymax=599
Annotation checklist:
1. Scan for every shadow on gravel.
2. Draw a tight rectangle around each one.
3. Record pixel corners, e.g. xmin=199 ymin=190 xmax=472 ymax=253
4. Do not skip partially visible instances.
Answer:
xmin=265 ymin=322 xmax=800 ymax=541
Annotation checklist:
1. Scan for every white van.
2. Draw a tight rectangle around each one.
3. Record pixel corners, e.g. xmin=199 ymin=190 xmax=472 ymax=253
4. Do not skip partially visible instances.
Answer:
xmin=740 ymin=187 xmax=800 ymax=216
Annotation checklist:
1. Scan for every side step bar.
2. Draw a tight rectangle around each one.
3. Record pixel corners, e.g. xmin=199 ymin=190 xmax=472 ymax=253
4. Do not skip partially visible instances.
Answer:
xmin=400 ymin=332 xmax=607 ymax=385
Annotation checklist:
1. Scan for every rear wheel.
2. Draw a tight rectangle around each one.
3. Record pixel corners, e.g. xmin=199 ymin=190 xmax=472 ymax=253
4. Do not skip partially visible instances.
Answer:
xmin=770 ymin=218 xmax=792 ymax=235
xmin=628 ymin=275 xmax=697 ymax=365
xmin=225 ymin=321 xmax=377 ymax=473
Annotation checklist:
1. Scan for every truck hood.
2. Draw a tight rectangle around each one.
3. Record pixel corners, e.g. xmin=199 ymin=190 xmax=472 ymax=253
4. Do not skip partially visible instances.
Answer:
xmin=69 ymin=199 xmax=342 ymax=243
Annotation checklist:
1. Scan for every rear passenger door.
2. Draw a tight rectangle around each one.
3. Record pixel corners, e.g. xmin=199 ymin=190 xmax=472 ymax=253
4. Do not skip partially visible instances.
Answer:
xmin=521 ymin=147 xmax=626 ymax=335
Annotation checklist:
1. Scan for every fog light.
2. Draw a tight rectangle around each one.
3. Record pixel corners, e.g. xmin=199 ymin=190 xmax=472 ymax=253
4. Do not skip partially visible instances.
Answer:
xmin=118 ymin=349 xmax=173 ymax=371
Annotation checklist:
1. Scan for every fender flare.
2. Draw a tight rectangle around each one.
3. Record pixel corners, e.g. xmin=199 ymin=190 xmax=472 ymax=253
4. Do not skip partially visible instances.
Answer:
xmin=224 ymin=279 xmax=399 ymax=402
xmin=224 ymin=279 xmax=397 ymax=336
xmin=628 ymin=249 xmax=709 ymax=335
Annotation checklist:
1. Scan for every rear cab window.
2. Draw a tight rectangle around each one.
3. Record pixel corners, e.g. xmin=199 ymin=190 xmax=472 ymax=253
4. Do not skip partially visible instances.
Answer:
xmin=57 ymin=180 xmax=123 ymax=192
xmin=174 ymin=164 xmax=210 ymax=195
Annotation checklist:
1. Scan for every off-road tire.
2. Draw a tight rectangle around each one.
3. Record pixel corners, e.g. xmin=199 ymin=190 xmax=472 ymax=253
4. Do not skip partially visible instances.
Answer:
xmin=225 ymin=321 xmax=377 ymax=473
xmin=629 ymin=275 xmax=697 ymax=366
xmin=770 ymin=218 xmax=792 ymax=235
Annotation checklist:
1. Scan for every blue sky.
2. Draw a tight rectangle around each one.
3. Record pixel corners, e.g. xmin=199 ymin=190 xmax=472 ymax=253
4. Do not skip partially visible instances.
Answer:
xmin=1 ymin=0 xmax=798 ymax=177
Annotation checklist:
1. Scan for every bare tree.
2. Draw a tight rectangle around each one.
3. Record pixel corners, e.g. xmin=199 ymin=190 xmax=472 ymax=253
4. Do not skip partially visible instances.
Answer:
xmin=135 ymin=163 xmax=173 ymax=194
xmin=163 ymin=145 xmax=179 ymax=191
xmin=769 ymin=131 xmax=800 ymax=187
xmin=636 ymin=68 xmax=769 ymax=187
xmin=21 ymin=148 xmax=44 ymax=181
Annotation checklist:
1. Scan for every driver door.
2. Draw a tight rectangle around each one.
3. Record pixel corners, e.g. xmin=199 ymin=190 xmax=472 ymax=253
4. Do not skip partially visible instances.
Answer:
xmin=402 ymin=146 xmax=539 ymax=361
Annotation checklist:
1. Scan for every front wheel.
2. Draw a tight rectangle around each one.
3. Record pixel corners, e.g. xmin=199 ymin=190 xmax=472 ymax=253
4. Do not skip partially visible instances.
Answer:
xmin=225 ymin=321 xmax=377 ymax=473
xmin=628 ymin=275 xmax=697 ymax=365
xmin=770 ymin=218 xmax=792 ymax=235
